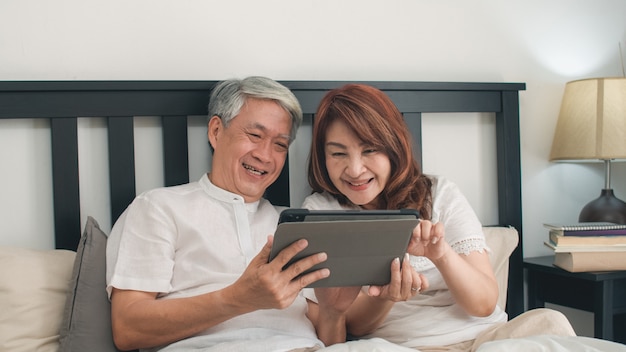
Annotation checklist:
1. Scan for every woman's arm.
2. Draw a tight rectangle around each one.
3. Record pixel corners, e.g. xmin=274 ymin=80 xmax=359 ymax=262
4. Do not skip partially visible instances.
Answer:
xmin=410 ymin=221 xmax=498 ymax=317
xmin=306 ymin=286 xmax=361 ymax=345
xmin=431 ymin=246 xmax=498 ymax=316
xmin=345 ymin=254 xmax=427 ymax=336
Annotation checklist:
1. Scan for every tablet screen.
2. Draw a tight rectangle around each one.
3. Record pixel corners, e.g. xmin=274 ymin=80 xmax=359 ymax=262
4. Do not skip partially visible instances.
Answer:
xmin=270 ymin=209 xmax=419 ymax=287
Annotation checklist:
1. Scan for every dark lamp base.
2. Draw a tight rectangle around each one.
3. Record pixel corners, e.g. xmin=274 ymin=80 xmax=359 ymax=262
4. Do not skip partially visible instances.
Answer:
xmin=579 ymin=189 xmax=626 ymax=225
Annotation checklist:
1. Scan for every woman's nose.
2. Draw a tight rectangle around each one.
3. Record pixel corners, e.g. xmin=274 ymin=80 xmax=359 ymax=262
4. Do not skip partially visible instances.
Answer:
xmin=345 ymin=156 xmax=365 ymax=177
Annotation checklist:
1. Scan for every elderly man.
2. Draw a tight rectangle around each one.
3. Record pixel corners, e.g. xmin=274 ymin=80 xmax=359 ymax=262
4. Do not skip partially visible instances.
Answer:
xmin=105 ymin=77 xmax=357 ymax=352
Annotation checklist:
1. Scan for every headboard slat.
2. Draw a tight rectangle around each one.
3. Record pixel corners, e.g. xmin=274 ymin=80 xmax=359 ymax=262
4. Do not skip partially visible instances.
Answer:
xmin=162 ymin=115 xmax=190 ymax=187
xmin=495 ymin=90 xmax=524 ymax=316
xmin=50 ymin=117 xmax=81 ymax=250
xmin=402 ymin=112 xmax=423 ymax=166
xmin=107 ymin=116 xmax=136 ymax=224
xmin=265 ymin=157 xmax=290 ymax=207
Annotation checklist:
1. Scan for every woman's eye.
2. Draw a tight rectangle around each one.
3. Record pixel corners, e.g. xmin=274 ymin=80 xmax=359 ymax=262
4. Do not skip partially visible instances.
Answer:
xmin=363 ymin=148 xmax=377 ymax=154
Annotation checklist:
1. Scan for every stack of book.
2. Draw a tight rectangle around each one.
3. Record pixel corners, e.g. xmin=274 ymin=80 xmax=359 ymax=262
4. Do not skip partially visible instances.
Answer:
xmin=543 ymin=222 xmax=626 ymax=272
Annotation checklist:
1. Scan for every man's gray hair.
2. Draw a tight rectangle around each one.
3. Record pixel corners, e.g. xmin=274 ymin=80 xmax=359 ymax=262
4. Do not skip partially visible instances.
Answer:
xmin=208 ymin=76 xmax=303 ymax=143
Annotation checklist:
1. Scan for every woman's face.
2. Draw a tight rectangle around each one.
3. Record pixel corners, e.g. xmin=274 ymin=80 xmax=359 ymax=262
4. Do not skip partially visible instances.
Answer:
xmin=324 ymin=120 xmax=391 ymax=209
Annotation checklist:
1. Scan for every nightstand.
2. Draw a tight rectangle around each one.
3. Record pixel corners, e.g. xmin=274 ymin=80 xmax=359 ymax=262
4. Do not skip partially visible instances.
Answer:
xmin=524 ymin=255 xmax=626 ymax=343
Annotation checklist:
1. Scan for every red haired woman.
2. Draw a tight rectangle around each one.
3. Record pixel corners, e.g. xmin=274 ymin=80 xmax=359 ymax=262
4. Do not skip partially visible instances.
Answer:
xmin=303 ymin=84 xmax=575 ymax=351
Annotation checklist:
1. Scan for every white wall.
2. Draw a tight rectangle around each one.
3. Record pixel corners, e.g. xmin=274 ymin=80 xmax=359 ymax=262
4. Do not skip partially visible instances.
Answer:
xmin=1 ymin=0 xmax=625 ymax=336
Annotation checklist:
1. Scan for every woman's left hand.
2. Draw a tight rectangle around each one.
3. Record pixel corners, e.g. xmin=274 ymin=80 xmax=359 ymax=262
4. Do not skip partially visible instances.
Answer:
xmin=407 ymin=220 xmax=449 ymax=261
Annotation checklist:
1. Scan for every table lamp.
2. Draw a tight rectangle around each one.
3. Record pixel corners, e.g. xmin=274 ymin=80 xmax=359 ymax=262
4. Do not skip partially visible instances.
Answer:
xmin=550 ymin=77 xmax=626 ymax=224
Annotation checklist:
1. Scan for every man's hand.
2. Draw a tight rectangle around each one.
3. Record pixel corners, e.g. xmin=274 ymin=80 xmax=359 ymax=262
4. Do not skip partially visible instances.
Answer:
xmin=229 ymin=235 xmax=330 ymax=311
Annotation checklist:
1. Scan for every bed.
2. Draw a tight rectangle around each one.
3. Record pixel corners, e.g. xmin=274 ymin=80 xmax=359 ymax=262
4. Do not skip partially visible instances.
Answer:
xmin=0 ymin=80 xmax=527 ymax=350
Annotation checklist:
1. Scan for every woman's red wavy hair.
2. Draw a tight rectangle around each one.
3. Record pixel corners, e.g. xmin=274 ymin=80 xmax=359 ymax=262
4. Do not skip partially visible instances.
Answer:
xmin=307 ymin=84 xmax=432 ymax=219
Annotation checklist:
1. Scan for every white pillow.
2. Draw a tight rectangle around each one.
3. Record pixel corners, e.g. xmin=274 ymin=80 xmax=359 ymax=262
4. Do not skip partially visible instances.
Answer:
xmin=482 ymin=226 xmax=519 ymax=310
xmin=0 ymin=246 xmax=76 ymax=352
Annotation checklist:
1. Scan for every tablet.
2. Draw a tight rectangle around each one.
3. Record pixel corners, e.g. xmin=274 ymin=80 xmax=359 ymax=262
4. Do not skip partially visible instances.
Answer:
xmin=269 ymin=209 xmax=420 ymax=287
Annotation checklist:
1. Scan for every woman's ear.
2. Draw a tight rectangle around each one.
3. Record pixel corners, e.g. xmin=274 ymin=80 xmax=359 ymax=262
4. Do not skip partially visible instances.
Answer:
xmin=207 ymin=115 xmax=222 ymax=149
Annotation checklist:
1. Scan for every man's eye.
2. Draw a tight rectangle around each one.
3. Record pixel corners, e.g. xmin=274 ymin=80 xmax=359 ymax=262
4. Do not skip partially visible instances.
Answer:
xmin=275 ymin=142 xmax=289 ymax=151
xmin=247 ymin=133 xmax=261 ymax=141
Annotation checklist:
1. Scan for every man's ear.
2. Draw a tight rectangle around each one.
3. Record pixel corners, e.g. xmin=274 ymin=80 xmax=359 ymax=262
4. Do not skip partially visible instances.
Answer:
xmin=207 ymin=115 xmax=222 ymax=149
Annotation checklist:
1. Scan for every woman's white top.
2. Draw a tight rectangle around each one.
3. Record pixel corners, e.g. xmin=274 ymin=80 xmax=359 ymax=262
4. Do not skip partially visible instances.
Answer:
xmin=301 ymin=176 xmax=507 ymax=348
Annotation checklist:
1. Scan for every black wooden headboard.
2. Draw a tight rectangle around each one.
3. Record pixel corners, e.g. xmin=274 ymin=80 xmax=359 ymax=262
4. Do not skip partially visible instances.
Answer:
xmin=0 ymin=80 xmax=526 ymax=317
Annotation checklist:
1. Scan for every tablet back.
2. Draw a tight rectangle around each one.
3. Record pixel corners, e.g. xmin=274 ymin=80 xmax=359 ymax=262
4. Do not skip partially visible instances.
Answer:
xmin=270 ymin=215 xmax=418 ymax=287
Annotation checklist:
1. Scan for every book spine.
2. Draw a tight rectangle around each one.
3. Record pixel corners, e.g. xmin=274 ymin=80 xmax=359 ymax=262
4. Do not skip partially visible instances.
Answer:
xmin=553 ymin=228 xmax=626 ymax=237
xmin=553 ymin=252 xmax=626 ymax=272
xmin=544 ymin=223 xmax=626 ymax=231
xmin=550 ymin=232 xmax=626 ymax=246
xmin=544 ymin=241 xmax=626 ymax=253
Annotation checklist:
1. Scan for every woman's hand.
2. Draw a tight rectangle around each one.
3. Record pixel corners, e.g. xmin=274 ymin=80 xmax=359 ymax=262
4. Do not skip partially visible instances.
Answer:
xmin=367 ymin=253 xmax=428 ymax=300
xmin=406 ymin=221 xmax=499 ymax=316
xmin=406 ymin=220 xmax=450 ymax=261
xmin=342 ymin=254 xmax=428 ymax=337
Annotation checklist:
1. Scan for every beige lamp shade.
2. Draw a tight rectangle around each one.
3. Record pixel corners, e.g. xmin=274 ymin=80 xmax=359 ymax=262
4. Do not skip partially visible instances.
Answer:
xmin=550 ymin=77 xmax=626 ymax=161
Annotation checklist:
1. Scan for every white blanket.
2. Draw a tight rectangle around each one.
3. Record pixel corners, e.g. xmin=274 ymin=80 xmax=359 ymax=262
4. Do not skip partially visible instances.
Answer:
xmin=315 ymin=336 xmax=626 ymax=352
xmin=318 ymin=338 xmax=416 ymax=351
xmin=477 ymin=335 xmax=626 ymax=352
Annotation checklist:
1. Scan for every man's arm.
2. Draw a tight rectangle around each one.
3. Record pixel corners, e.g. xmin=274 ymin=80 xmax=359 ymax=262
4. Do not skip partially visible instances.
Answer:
xmin=111 ymin=287 xmax=252 ymax=350
xmin=111 ymin=236 xmax=330 ymax=351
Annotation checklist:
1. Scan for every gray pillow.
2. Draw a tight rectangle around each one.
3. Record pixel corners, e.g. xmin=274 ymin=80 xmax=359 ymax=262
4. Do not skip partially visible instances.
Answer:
xmin=59 ymin=216 xmax=123 ymax=352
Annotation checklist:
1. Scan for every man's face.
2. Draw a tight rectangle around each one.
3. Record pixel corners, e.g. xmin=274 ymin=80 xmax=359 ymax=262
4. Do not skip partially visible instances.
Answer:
xmin=208 ymin=98 xmax=292 ymax=203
